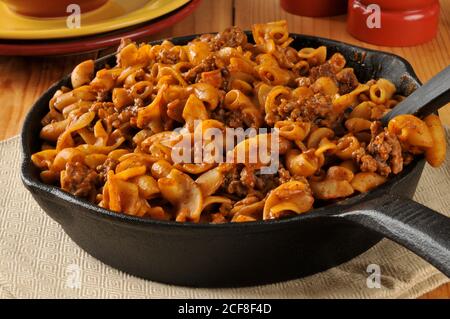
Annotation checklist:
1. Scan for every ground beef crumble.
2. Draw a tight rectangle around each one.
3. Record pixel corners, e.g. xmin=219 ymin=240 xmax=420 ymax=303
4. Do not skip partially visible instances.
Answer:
xmin=336 ymin=68 xmax=359 ymax=94
xmin=183 ymin=54 xmax=218 ymax=84
xmin=208 ymin=26 xmax=248 ymax=51
xmin=211 ymin=106 xmax=261 ymax=128
xmin=353 ymin=121 xmax=403 ymax=176
xmin=265 ymin=92 xmax=341 ymax=129
xmin=90 ymin=102 xmax=139 ymax=132
xmin=96 ymin=157 xmax=119 ymax=182
xmin=309 ymin=63 xmax=337 ymax=83
xmin=61 ymin=161 xmax=99 ymax=197
xmin=220 ymin=164 xmax=284 ymax=200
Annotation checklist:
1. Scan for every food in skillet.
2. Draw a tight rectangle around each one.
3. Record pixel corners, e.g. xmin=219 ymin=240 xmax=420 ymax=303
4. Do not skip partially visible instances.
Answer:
xmin=31 ymin=21 xmax=447 ymax=223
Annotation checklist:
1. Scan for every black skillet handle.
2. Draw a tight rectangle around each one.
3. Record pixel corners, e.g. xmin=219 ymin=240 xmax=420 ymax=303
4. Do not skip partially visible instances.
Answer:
xmin=381 ymin=65 xmax=450 ymax=124
xmin=337 ymin=194 xmax=450 ymax=277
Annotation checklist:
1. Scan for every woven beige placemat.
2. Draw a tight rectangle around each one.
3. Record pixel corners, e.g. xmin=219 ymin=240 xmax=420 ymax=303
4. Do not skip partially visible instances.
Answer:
xmin=0 ymin=131 xmax=449 ymax=299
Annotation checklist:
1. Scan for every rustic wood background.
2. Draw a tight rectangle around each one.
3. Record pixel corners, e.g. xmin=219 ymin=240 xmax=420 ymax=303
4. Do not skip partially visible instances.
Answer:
xmin=0 ymin=0 xmax=448 ymax=298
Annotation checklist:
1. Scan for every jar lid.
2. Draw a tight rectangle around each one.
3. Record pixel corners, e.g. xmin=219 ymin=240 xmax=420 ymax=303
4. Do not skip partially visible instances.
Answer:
xmin=347 ymin=0 xmax=439 ymax=46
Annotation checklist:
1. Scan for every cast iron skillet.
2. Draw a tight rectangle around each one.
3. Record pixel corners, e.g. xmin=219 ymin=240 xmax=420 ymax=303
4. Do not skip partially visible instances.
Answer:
xmin=21 ymin=33 xmax=450 ymax=287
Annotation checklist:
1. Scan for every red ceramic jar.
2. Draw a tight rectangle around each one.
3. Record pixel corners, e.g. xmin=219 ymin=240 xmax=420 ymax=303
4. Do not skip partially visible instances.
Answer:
xmin=280 ymin=0 xmax=348 ymax=17
xmin=347 ymin=0 xmax=440 ymax=46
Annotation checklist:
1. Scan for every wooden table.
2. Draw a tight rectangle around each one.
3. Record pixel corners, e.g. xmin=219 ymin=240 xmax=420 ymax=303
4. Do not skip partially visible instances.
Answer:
xmin=0 ymin=0 xmax=448 ymax=298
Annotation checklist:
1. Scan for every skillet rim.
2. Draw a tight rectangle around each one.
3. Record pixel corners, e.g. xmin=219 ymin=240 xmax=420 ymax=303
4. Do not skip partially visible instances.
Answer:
xmin=20 ymin=32 xmax=425 ymax=230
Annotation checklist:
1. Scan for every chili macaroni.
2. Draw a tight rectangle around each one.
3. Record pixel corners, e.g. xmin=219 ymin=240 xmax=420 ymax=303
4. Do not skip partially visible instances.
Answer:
xmin=31 ymin=21 xmax=447 ymax=223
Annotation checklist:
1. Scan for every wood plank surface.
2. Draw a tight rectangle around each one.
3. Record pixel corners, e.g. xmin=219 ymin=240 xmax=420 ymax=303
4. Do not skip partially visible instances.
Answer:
xmin=0 ymin=0 xmax=448 ymax=298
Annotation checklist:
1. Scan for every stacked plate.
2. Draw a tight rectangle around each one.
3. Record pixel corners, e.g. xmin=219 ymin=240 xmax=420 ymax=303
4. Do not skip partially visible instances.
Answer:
xmin=0 ymin=0 xmax=202 ymax=56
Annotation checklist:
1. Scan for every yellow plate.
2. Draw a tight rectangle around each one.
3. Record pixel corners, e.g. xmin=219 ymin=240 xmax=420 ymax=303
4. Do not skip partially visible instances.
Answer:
xmin=0 ymin=0 xmax=190 ymax=40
